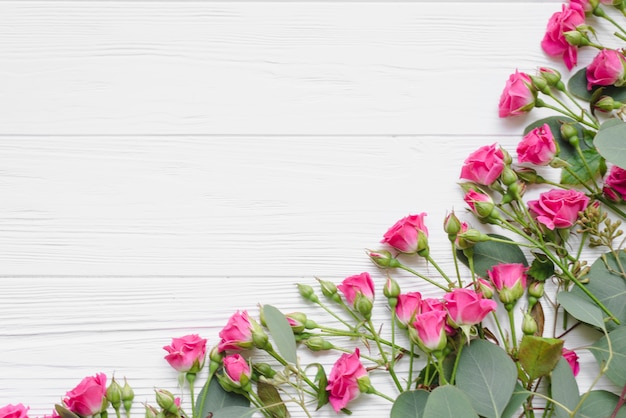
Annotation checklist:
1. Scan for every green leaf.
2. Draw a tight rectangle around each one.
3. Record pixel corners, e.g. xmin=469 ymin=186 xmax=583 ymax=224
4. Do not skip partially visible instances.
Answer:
xmin=568 ymin=67 xmax=626 ymax=102
xmin=422 ymin=385 xmax=478 ymax=418
xmin=589 ymin=326 xmax=626 ymax=387
xmin=54 ymin=405 xmax=81 ymax=418
xmin=263 ymin=304 xmax=298 ymax=364
xmin=501 ymin=384 xmax=531 ymax=418
xmin=457 ymin=234 xmax=528 ymax=278
xmin=518 ymin=335 xmax=564 ymax=380
xmin=390 ymin=390 xmax=430 ymax=418
xmin=578 ymin=390 xmax=626 ymax=418
xmin=550 ymin=357 xmax=580 ymax=418
xmin=455 ymin=339 xmax=518 ymax=418
xmin=212 ymin=406 xmax=257 ymax=418
xmin=196 ymin=377 xmax=250 ymax=418
xmin=557 ymin=291 xmax=606 ymax=330
xmin=560 ymin=148 xmax=604 ymax=185
xmin=595 ymin=119 xmax=626 ymax=169
xmin=306 ymin=363 xmax=329 ymax=410
xmin=570 ymin=252 xmax=626 ymax=331
xmin=257 ymin=381 xmax=290 ymax=418
xmin=527 ymin=252 xmax=555 ymax=282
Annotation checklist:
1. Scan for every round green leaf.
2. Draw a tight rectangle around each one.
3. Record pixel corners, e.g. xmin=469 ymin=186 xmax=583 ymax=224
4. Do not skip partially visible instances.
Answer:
xmin=595 ymin=120 xmax=626 ymax=169
xmin=590 ymin=326 xmax=626 ymax=387
xmin=578 ymin=390 xmax=626 ymax=418
xmin=422 ymin=386 xmax=478 ymax=418
xmin=212 ymin=406 xmax=257 ymax=418
xmin=557 ymin=291 xmax=606 ymax=330
xmin=390 ymin=390 xmax=430 ymax=418
xmin=568 ymin=67 xmax=626 ymax=102
xmin=263 ymin=304 xmax=298 ymax=364
xmin=196 ymin=377 xmax=250 ymax=418
xmin=457 ymin=234 xmax=527 ymax=278
xmin=550 ymin=357 xmax=580 ymax=418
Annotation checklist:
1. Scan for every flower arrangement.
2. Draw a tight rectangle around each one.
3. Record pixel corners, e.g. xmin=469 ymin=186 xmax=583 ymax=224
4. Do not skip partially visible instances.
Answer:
xmin=3 ymin=0 xmax=626 ymax=417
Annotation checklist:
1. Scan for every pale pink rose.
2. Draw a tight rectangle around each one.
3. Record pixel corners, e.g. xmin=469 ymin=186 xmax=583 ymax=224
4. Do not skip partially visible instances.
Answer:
xmin=444 ymin=288 xmax=497 ymax=327
xmin=562 ymin=347 xmax=580 ymax=376
xmin=499 ymin=70 xmax=536 ymax=117
xmin=488 ymin=263 xmax=528 ymax=305
xmin=541 ymin=3 xmax=586 ymax=70
xmin=410 ymin=310 xmax=448 ymax=352
xmin=517 ymin=124 xmax=557 ymax=165
xmin=223 ymin=354 xmax=251 ymax=384
xmin=337 ymin=272 xmax=375 ymax=305
xmin=587 ymin=49 xmax=626 ymax=89
xmin=0 ymin=404 xmax=29 ymax=418
xmin=604 ymin=165 xmax=626 ymax=202
xmin=218 ymin=311 xmax=254 ymax=352
xmin=163 ymin=334 xmax=207 ymax=373
xmin=326 ymin=349 xmax=368 ymax=412
xmin=528 ymin=189 xmax=590 ymax=230
xmin=460 ymin=144 xmax=505 ymax=185
xmin=381 ymin=213 xmax=429 ymax=254
xmin=63 ymin=373 xmax=107 ymax=417
xmin=395 ymin=292 xmax=422 ymax=327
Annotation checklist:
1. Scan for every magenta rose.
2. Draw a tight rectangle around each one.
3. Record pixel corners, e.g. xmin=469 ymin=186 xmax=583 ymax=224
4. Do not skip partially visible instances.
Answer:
xmin=326 ymin=348 xmax=368 ymax=412
xmin=218 ymin=311 xmax=254 ymax=352
xmin=586 ymin=49 xmax=626 ymax=90
xmin=604 ymin=165 xmax=626 ymax=202
xmin=163 ymin=334 xmax=207 ymax=373
xmin=460 ymin=144 xmax=505 ymax=185
xmin=488 ymin=263 xmax=528 ymax=305
xmin=395 ymin=292 xmax=422 ymax=327
xmin=528 ymin=189 xmax=590 ymax=230
xmin=337 ymin=272 xmax=374 ymax=305
xmin=444 ymin=288 xmax=497 ymax=327
xmin=541 ymin=3 xmax=585 ymax=70
xmin=517 ymin=123 xmax=557 ymax=165
xmin=63 ymin=373 xmax=107 ymax=417
xmin=464 ymin=189 xmax=496 ymax=219
xmin=409 ymin=310 xmax=448 ymax=353
xmin=498 ymin=70 xmax=536 ymax=117
xmin=223 ymin=354 xmax=252 ymax=387
xmin=381 ymin=213 xmax=429 ymax=254
xmin=0 ymin=404 xmax=29 ymax=418
xmin=562 ymin=348 xmax=580 ymax=376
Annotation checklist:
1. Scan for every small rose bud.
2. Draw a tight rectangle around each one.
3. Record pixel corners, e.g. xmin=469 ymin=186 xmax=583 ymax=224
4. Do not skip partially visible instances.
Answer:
xmin=443 ymin=212 xmax=462 ymax=236
xmin=594 ymin=96 xmax=623 ymax=112
xmin=145 ymin=405 xmax=159 ymax=418
xmin=121 ymin=378 xmax=134 ymax=414
xmin=564 ymin=30 xmax=588 ymax=46
xmin=367 ymin=249 xmax=400 ymax=269
xmin=416 ymin=230 xmax=430 ymax=257
xmin=477 ymin=278 xmax=494 ymax=299
xmin=528 ymin=281 xmax=544 ymax=299
xmin=155 ymin=389 xmax=178 ymax=415
xmin=560 ymin=123 xmax=579 ymax=144
xmin=106 ymin=378 xmax=122 ymax=410
xmin=539 ymin=67 xmax=563 ymax=88
xmin=297 ymin=283 xmax=319 ymax=303
xmin=355 ymin=293 xmax=373 ymax=319
xmin=383 ymin=277 xmax=401 ymax=299
xmin=305 ymin=336 xmax=334 ymax=351
xmin=317 ymin=278 xmax=342 ymax=303
xmin=530 ymin=75 xmax=549 ymax=93
xmin=253 ymin=362 xmax=277 ymax=379
xmin=501 ymin=167 xmax=518 ymax=187
xmin=285 ymin=312 xmax=308 ymax=333
xmin=522 ymin=312 xmax=538 ymax=335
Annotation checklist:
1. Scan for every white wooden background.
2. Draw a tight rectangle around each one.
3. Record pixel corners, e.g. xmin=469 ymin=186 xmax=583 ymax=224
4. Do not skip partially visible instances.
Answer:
xmin=0 ymin=1 xmax=618 ymax=417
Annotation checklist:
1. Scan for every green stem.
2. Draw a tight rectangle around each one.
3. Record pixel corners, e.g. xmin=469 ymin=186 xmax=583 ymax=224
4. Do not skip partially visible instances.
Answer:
xmin=575 ymin=145 xmax=600 ymax=192
xmin=491 ymin=311 xmax=510 ymax=353
xmin=186 ymin=373 xmax=196 ymax=418
xmin=366 ymin=319 xmax=404 ymax=393
xmin=425 ymin=255 xmax=454 ymax=286
xmin=507 ymin=308 xmax=518 ymax=352
xmin=315 ymin=299 xmax=353 ymax=329
xmin=449 ymin=340 xmax=465 ymax=385
xmin=407 ymin=341 xmax=416 ymax=391
xmin=266 ymin=347 xmax=319 ymax=393
xmin=370 ymin=389 xmax=395 ymax=403
xmin=535 ymin=99 xmax=599 ymax=129
xmin=397 ymin=263 xmax=449 ymax=291
xmin=316 ymin=326 xmax=408 ymax=351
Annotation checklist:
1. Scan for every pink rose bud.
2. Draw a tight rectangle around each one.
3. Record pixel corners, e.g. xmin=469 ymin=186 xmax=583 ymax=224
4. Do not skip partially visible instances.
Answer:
xmin=460 ymin=144 xmax=506 ymax=185
xmin=528 ymin=189 xmax=590 ymax=230
xmin=443 ymin=211 xmax=462 ymax=237
xmin=477 ymin=278 xmax=494 ymax=299
xmin=541 ymin=3 xmax=586 ymax=70
xmin=326 ymin=349 xmax=368 ymax=412
xmin=218 ymin=311 xmax=254 ymax=352
xmin=383 ymin=277 xmax=401 ymax=300
xmin=155 ymin=389 xmax=178 ymax=415
xmin=562 ymin=348 xmax=580 ymax=376
xmin=163 ymin=334 xmax=207 ymax=373
xmin=593 ymin=95 xmax=623 ymax=113
xmin=368 ymin=249 xmax=400 ymax=269
xmin=395 ymin=292 xmax=422 ymax=328
xmin=381 ymin=213 xmax=429 ymax=254
xmin=222 ymin=354 xmax=252 ymax=390
xmin=106 ymin=378 xmax=123 ymax=410
xmin=337 ymin=272 xmax=375 ymax=314
xmin=498 ymin=71 xmax=537 ymax=117
xmin=517 ymin=124 xmax=558 ymax=166
xmin=0 ymin=404 xmax=29 ymax=418
xmin=443 ymin=288 xmax=497 ymax=327
xmin=464 ymin=189 xmax=497 ymax=220
xmin=586 ymin=49 xmax=626 ymax=90
xmin=488 ymin=263 xmax=528 ymax=307
xmin=538 ymin=67 xmax=564 ymax=89
xmin=604 ymin=165 xmax=626 ymax=202
xmin=63 ymin=373 xmax=108 ymax=417
xmin=409 ymin=310 xmax=448 ymax=353
xmin=522 ymin=312 xmax=539 ymax=335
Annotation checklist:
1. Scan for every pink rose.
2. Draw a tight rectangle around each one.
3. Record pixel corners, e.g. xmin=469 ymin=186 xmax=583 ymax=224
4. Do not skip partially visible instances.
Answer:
xmin=337 ymin=272 xmax=374 ymax=305
xmin=223 ymin=354 xmax=251 ymax=385
xmin=587 ymin=49 xmax=626 ymax=90
xmin=326 ymin=349 xmax=368 ymax=412
xmin=420 ymin=297 xmax=445 ymax=314
xmin=498 ymin=70 xmax=536 ymax=117
xmin=63 ymin=373 xmax=107 ymax=417
xmin=444 ymin=288 xmax=497 ymax=327
xmin=460 ymin=144 xmax=505 ymax=185
xmin=409 ymin=310 xmax=448 ymax=353
xmin=381 ymin=213 xmax=428 ymax=254
xmin=517 ymin=124 xmax=557 ymax=165
xmin=395 ymin=292 xmax=422 ymax=327
xmin=562 ymin=347 xmax=580 ymax=376
xmin=541 ymin=4 xmax=586 ymax=70
xmin=464 ymin=189 xmax=496 ymax=219
xmin=163 ymin=334 xmax=207 ymax=373
xmin=218 ymin=311 xmax=254 ymax=352
xmin=0 ymin=404 xmax=29 ymax=418
xmin=528 ymin=189 xmax=590 ymax=230
xmin=603 ymin=165 xmax=626 ymax=202
xmin=488 ymin=263 xmax=528 ymax=305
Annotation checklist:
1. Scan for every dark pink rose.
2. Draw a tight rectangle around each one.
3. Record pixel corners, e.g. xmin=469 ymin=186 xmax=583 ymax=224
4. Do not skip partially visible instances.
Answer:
xmin=541 ymin=4 xmax=585 ymax=70
xmin=337 ymin=272 xmax=375 ymax=305
xmin=395 ymin=292 xmax=422 ymax=327
xmin=410 ymin=310 xmax=448 ymax=352
xmin=420 ymin=297 xmax=446 ymax=313
xmin=488 ymin=263 xmax=528 ymax=305
xmin=587 ymin=49 xmax=626 ymax=89
xmin=223 ymin=354 xmax=251 ymax=385
xmin=0 ymin=404 xmax=29 ymax=418
xmin=499 ymin=70 xmax=536 ymax=117
xmin=604 ymin=165 xmax=626 ymax=202
xmin=63 ymin=373 xmax=107 ymax=417
xmin=218 ymin=311 xmax=254 ymax=352
xmin=163 ymin=334 xmax=207 ymax=373
xmin=460 ymin=144 xmax=505 ymax=185
xmin=528 ymin=189 xmax=590 ymax=230
xmin=562 ymin=348 xmax=580 ymax=376
xmin=444 ymin=288 xmax=497 ymax=327
xmin=517 ymin=123 xmax=557 ymax=165
xmin=326 ymin=349 xmax=368 ymax=412
xmin=381 ymin=213 xmax=428 ymax=254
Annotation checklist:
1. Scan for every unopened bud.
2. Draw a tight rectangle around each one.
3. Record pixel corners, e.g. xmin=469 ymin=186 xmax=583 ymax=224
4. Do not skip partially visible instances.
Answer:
xmin=155 ymin=390 xmax=178 ymax=415
xmin=253 ymin=362 xmax=277 ymax=379
xmin=368 ymin=249 xmax=400 ymax=269
xmin=528 ymin=281 xmax=544 ymax=299
xmin=416 ymin=230 xmax=430 ymax=257
xmin=297 ymin=283 xmax=319 ymax=303
xmin=383 ymin=277 xmax=401 ymax=299
xmin=522 ymin=313 xmax=538 ymax=335
xmin=530 ymin=75 xmax=549 ymax=93
xmin=305 ymin=336 xmax=334 ymax=351
xmin=564 ymin=30 xmax=588 ymax=46
xmin=106 ymin=378 xmax=122 ymax=410
xmin=317 ymin=278 xmax=341 ymax=303
xmin=501 ymin=167 xmax=518 ymax=187
xmin=444 ymin=212 xmax=462 ymax=236
xmin=121 ymin=378 xmax=134 ymax=414
xmin=539 ymin=67 xmax=563 ymax=89
xmin=355 ymin=293 xmax=373 ymax=319
xmin=594 ymin=95 xmax=623 ymax=112
xmin=477 ymin=278 xmax=494 ymax=299
xmin=145 ymin=405 xmax=159 ymax=418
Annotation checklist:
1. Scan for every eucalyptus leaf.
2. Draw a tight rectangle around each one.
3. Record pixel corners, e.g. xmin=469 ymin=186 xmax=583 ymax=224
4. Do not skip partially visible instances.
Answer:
xmin=212 ymin=406 xmax=257 ymax=418
xmin=550 ymin=357 xmax=580 ymax=418
xmin=196 ymin=377 xmax=250 ymax=418
xmin=422 ymin=385 xmax=478 ymax=418
xmin=390 ymin=390 xmax=430 ymax=418
xmin=557 ymin=291 xmax=606 ymax=330
xmin=457 ymin=234 xmax=528 ymax=278
xmin=578 ymin=390 xmax=626 ymax=418
xmin=518 ymin=335 xmax=564 ymax=381
xmin=54 ymin=405 xmax=81 ymax=418
xmin=595 ymin=119 xmax=626 ymax=169
xmin=560 ymin=148 xmax=604 ymax=185
xmin=589 ymin=326 xmax=626 ymax=387
xmin=501 ymin=384 xmax=531 ymax=418
xmin=455 ymin=339 xmax=517 ymax=418
xmin=568 ymin=67 xmax=626 ymax=102
xmin=263 ymin=304 xmax=298 ymax=364
xmin=257 ymin=381 xmax=290 ymax=418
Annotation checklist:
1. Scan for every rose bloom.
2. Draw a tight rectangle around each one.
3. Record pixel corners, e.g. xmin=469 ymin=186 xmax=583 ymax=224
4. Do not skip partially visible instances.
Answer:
xmin=326 ymin=348 xmax=368 ymax=412
xmin=218 ymin=311 xmax=254 ymax=352
xmin=460 ymin=144 xmax=505 ymax=185
xmin=337 ymin=272 xmax=374 ymax=305
xmin=586 ymin=49 xmax=626 ymax=90
xmin=223 ymin=353 xmax=251 ymax=385
xmin=163 ymin=334 xmax=207 ymax=373
xmin=63 ymin=373 xmax=107 ymax=417
xmin=498 ymin=70 xmax=536 ymax=117
xmin=528 ymin=189 xmax=590 ymax=230
xmin=517 ymin=123 xmax=557 ymax=166
xmin=604 ymin=165 xmax=626 ymax=202
xmin=0 ymin=404 xmax=29 ymax=418
xmin=444 ymin=288 xmax=497 ymax=327
xmin=395 ymin=292 xmax=422 ymax=327
xmin=488 ymin=263 xmax=528 ymax=305
xmin=541 ymin=3 xmax=585 ymax=70
xmin=410 ymin=310 xmax=448 ymax=352
xmin=381 ymin=213 xmax=428 ymax=254
xmin=562 ymin=348 xmax=580 ymax=376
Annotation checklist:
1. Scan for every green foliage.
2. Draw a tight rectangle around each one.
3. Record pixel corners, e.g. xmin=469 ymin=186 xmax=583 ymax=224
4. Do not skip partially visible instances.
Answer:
xmin=590 ymin=326 xmax=626 ymax=387
xmin=390 ymin=390 xmax=430 ymax=418
xmin=527 ymin=253 xmax=555 ymax=282
xmin=257 ymin=381 xmax=290 ymax=418
xmin=595 ymin=119 xmax=626 ymax=170
xmin=557 ymin=291 xmax=606 ymax=330
xmin=550 ymin=357 xmax=581 ymax=418
xmin=455 ymin=339 xmax=518 ymax=418
xmin=422 ymin=386 xmax=478 ymax=418
xmin=54 ymin=405 xmax=81 ymax=418
xmin=196 ymin=377 xmax=250 ymax=418
xmin=518 ymin=335 xmax=564 ymax=381
xmin=262 ymin=304 xmax=298 ymax=364
xmin=568 ymin=67 xmax=626 ymax=102
xmin=501 ymin=384 xmax=531 ymax=418
xmin=457 ymin=234 xmax=528 ymax=278
xmin=307 ymin=363 xmax=329 ymax=410
xmin=577 ymin=390 xmax=626 ymax=418
xmin=560 ymin=148 xmax=604 ymax=185
xmin=211 ymin=406 xmax=257 ymax=418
